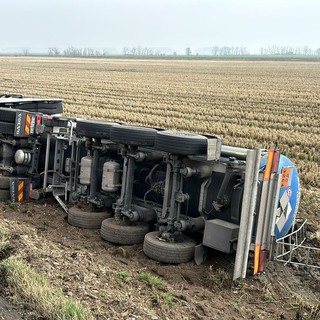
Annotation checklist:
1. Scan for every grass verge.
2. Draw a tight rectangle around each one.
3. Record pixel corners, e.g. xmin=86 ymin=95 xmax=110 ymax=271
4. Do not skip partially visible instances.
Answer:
xmin=1 ymin=257 xmax=93 ymax=320
xmin=137 ymin=272 xmax=161 ymax=287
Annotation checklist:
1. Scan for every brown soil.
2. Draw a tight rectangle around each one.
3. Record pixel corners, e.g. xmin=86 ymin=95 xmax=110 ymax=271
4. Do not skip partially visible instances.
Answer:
xmin=0 ymin=199 xmax=319 ymax=320
xmin=0 ymin=296 xmax=23 ymax=320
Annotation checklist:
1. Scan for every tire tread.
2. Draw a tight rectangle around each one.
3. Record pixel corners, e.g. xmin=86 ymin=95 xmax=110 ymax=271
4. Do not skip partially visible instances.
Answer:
xmin=68 ymin=206 xmax=113 ymax=229
xmin=143 ymin=231 xmax=195 ymax=263
xmin=101 ymin=218 xmax=149 ymax=244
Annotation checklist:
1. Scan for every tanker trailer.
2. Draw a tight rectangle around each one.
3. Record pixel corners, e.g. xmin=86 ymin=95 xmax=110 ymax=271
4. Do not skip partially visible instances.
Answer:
xmin=140 ymin=131 xmax=301 ymax=277
xmin=0 ymin=97 xmax=304 ymax=278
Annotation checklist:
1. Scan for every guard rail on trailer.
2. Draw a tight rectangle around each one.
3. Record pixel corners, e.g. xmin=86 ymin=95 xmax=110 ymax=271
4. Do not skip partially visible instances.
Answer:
xmin=274 ymin=218 xmax=320 ymax=269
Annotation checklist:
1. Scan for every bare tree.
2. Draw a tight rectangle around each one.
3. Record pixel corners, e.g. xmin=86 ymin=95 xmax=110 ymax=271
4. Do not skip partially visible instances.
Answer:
xmin=48 ymin=47 xmax=60 ymax=55
xmin=63 ymin=46 xmax=83 ymax=56
xmin=146 ymin=48 xmax=154 ymax=56
xmin=185 ymin=47 xmax=191 ymax=55
xmin=211 ymin=46 xmax=219 ymax=56
xmin=302 ymin=46 xmax=312 ymax=55
xmin=137 ymin=46 xmax=143 ymax=55
xmin=122 ymin=47 xmax=129 ymax=55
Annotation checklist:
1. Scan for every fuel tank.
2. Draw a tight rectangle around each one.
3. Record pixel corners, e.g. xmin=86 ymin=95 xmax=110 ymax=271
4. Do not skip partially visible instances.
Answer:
xmin=260 ymin=154 xmax=300 ymax=239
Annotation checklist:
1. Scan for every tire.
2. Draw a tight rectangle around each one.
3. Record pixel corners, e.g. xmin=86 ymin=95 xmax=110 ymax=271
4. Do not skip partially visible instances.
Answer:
xmin=110 ymin=125 xmax=157 ymax=146
xmin=68 ymin=206 xmax=113 ymax=229
xmin=0 ymin=100 xmax=63 ymax=115
xmin=0 ymin=176 xmax=10 ymax=189
xmin=0 ymin=109 xmax=16 ymax=123
xmin=0 ymin=121 xmax=15 ymax=135
xmin=154 ymin=130 xmax=207 ymax=155
xmin=0 ymin=189 xmax=11 ymax=202
xmin=101 ymin=217 xmax=149 ymax=244
xmin=143 ymin=231 xmax=196 ymax=263
xmin=76 ymin=120 xmax=119 ymax=139
xmin=16 ymin=103 xmax=63 ymax=115
xmin=0 ymin=94 xmax=23 ymax=99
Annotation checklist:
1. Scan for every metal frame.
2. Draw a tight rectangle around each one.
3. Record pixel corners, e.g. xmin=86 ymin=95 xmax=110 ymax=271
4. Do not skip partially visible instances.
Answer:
xmin=274 ymin=218 xmax=320 ymax=269
xmin=233 ymin=149 xmax=261 ymax=280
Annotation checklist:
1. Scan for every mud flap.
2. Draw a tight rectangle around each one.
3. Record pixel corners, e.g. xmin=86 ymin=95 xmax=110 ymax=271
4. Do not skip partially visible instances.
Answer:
xmin=194 ymin=244 xmax=208 ymax=265
xmin=14 ymin=111 xmax=40 ymax=138
xmin=9 ymin=178 xmax=31 ymax=202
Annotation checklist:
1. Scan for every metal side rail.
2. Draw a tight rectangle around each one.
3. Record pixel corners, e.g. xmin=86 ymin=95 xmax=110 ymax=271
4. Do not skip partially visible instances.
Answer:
xmin=274 ymin=219 xmax=320 ymax=269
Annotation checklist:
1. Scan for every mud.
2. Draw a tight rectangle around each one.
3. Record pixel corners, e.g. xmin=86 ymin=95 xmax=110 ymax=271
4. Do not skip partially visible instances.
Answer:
xmin=0 ymin=295 xmax=23 ymax=320
xmin=0 ymin=199 xmax=319 ymax=320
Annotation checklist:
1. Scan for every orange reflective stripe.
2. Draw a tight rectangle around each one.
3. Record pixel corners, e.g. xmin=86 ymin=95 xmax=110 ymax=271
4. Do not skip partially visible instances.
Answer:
xmin=18 ymin=180 xmax=24 ymax=202
xmin=24 ymin=114 xmax=31 ymax=135
xmin=263 ymin=150 xmax=274 ymax=181
xmin=254 ymin=244 xmax=261 ymax=275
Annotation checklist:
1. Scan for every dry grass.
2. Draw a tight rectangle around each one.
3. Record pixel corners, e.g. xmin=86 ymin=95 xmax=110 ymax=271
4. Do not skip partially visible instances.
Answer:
xmin=1 ymin=257 xmax=93 ymax=320
xmin=0 ymin=218 xmax=93 ymax=320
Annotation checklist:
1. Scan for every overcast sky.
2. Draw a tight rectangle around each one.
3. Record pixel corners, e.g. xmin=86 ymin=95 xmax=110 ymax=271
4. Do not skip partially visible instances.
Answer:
xmin=0 ymin=0 xmax=319 ymax=53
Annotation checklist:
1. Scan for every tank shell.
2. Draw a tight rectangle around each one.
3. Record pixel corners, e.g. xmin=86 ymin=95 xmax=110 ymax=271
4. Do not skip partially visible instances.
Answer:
xmin=79 ymin=156 xmax=92 ymax=185
xmin=260 ymin=154 xmax=300 ymax=239
xmin=102 ymin=161 xmax=121 ymax=192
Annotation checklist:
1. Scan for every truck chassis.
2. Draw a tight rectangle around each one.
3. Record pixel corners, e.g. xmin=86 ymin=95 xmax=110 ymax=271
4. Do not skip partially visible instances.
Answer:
xmin=0 ymin=95 xmax=305 ymax=279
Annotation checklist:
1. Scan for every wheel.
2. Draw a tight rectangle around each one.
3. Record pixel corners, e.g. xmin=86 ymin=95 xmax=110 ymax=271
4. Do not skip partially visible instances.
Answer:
xmin=0 ymin=121 xmax=15 ymax=135
xmin=154 ymin=130 xmax=207 ymax=155
xmin=0 ymin=176 xmax=10 ymax=189
xmin=18 ymin=102 xmax=63 ymax=115
xmin=0 ymin=99 xmax=63 ymax=115
xmin=68 ymin=206 xmax=113 ymax=229
xmin=100 ymin=217 xmax=149 ymax=244
xmin=143 ymin=231 xmax=196 ymax=263
xmin=0 ymin=189 xmax=11 ymax=201
xmin=110 ymin=125 xmax=157 ymax=146
xmin=0 ymin=94 xmax=23 ymax=99
xmin=76 ymin=119 xmax=119 ymax=139
xmin=0 ymin=109 xmax=17 ymax=123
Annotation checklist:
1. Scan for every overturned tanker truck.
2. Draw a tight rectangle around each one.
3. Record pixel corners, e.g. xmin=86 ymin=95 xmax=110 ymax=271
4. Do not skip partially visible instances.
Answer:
xmin=0 ymin=95 xmax=308 ymax=280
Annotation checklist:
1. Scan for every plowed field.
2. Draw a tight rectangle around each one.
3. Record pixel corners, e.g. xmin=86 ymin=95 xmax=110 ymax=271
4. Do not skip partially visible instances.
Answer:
xmin=0 ymin=57 xmax=319 ymax=319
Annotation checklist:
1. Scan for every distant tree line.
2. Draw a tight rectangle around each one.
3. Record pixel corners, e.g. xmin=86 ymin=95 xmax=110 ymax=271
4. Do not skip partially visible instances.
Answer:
xmin=211 ymin=46 xmax=249 ymax=56
xmin=15 ymin=45 xmax=320 ymax=57
xmin=122 ymin=46 xmax=173 ymax=56
xmin=49 ymin=46 xmax=111 ymax=57
xmin=47 ymin=46 xmax=173 ymax=57
xmin=259 ymin=45 xmax=320 ymax=56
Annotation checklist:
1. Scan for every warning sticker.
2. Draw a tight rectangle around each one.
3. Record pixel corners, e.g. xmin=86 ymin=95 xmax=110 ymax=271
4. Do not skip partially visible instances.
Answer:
xmin=30 ymin=115 xmax=36 ymax=135
xmin=24 ymin=113 xmax=32 ymax=136
xmin=280 ymin=191 xmax=290 ymax=212
xmin=18 ymin=180 xmax=24 ymax=202
xmin=280 ymin=167 xmax=293 ymax=188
